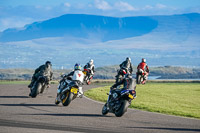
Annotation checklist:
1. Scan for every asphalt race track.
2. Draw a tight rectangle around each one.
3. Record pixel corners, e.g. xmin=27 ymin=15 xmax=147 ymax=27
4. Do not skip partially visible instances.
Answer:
xmin=0 ymin=84 xmax=199 ymax=133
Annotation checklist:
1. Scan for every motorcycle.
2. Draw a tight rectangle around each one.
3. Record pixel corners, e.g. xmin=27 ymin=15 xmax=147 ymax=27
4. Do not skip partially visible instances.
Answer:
xmin=102 ymin=89 xmax=135 ymax=117
xmin=115 ymin=69 xmax=127 ymax=83
xmin=83 ymin=68 xmax=93 ymax=85
xmin=136 ymin=69 xmax=149 ymax=84
xmin=30 ymin=76 xmax=48 ymax=98
xmin=55 ymin=75 xmax=80 ymax=106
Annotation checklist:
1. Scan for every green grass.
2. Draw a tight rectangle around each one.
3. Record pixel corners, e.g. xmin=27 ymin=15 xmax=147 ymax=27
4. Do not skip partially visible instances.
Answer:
xmin=0 ymin=80 xmax=30 ymax=84
xmin=0 ymin=80 xmax=58 ymax=85
xmin=84 ymin=83 xmax=200 ymax=119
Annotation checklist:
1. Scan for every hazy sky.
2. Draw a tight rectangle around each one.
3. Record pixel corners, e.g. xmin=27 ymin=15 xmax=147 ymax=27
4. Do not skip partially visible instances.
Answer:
xmin=0 ymin=0 xmax=200 ymax=31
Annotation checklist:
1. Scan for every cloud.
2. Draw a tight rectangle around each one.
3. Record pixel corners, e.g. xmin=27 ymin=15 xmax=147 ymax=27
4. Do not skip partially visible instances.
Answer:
xmin=114 ymin=1 xmax=136 ymax=12
xmin=156 ymin=4 xmax=167 ymax=9
xmin=0 ymin=17 xmax=33 ymax=31
xmin=94 ymin=0 xmax=112 ymax=10
xmin=64 ymin=3 xmax=71 ymax=8
xmin=143 ymin=5 xmax=153 ymax=10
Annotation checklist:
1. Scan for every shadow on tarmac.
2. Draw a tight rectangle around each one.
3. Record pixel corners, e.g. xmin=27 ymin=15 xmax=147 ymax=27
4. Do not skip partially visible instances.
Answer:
xmin=127 ymin=126 xmax=200 ymax=132
xmin=0 ymin=103 xmax=56 ymax=106
xmin=0 ymin=96 xmax=29 ymax=98
xmin=26 ymin=113 xmax=112 ymax=117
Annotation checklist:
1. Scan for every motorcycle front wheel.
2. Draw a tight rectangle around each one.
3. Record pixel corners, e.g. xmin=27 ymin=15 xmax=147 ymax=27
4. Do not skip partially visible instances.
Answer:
xmin=102 ymin=103 xmax=109 ymax=115
xmin=55 ymin=94 xmax=60 ymax=105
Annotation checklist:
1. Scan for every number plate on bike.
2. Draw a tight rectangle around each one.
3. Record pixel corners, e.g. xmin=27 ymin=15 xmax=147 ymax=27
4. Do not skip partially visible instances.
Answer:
xmin=83 ymin=71 xmax=87 ymax=75
xmin=71 ymin=87 xmax=78 ymax=94
xmin=128 ymin=94 xmax=134 ymax=99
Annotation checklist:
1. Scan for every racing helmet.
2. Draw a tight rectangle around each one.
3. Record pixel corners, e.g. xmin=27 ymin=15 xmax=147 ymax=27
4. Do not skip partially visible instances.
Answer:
xmin=74 ymin=63 xmax=81 ymax=70
xmin=89 ymin=59 xmax=94 ymax=65
xmin=45 ymin=61 xmax=52 ymax=68
xmin=142 ymin=58 xmax=146 ymax=63
xmin=126 ymin=57 xmax=131 ymax=62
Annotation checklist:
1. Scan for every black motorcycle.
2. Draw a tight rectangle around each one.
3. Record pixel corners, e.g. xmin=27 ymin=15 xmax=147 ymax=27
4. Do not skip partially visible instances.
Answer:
xmin=102 ymin=89 xmax=135 ymax=117
xmin=55 ymin=76 xmax=80 ymax=106
xmin=30 ymin=76 xmax=48 ymax=98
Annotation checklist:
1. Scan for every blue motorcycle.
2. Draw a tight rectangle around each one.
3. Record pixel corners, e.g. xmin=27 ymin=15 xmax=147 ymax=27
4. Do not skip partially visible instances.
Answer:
xmin=102 ymin=89 xmax=135 ymax=117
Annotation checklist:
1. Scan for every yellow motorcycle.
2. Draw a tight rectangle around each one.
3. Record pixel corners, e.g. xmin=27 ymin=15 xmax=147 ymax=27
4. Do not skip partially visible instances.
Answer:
xmin=55 ymin=76 xmax=79 ymax=106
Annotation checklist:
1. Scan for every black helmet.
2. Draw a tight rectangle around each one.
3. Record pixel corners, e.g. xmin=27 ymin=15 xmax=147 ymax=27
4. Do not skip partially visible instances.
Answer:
xmin=45 ymin=61 xmax=52 ymax=66
xmin=126 ymin=57 xmax=131 ymax=62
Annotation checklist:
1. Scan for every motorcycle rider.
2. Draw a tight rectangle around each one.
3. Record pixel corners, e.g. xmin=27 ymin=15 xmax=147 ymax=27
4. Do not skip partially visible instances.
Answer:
xmin=116 ymin=57 xmax=133 ymax=82
xmin=137 ymin=58 xmax=149 ymax=84
xmin=59 ymin=63 xmax=84 ymax=98
xmin=28 ymin=61 xmax=53 ymax=89
xmin=83 ymin=59 xmax=95 ymax=79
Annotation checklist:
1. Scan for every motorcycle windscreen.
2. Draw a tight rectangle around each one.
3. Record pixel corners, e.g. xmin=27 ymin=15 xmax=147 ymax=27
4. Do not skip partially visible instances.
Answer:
xmin=71 ymin=87 xmax=78 ymax=94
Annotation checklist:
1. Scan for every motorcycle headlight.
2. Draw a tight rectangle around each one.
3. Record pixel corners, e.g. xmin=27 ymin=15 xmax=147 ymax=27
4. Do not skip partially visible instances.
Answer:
xmin=112 ymin=92 xmax=118 ymax=99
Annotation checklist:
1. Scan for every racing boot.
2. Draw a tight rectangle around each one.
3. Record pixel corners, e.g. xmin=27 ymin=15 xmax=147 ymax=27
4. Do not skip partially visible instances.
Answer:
xmin=77 ymin=87 xmax=83 ymax=98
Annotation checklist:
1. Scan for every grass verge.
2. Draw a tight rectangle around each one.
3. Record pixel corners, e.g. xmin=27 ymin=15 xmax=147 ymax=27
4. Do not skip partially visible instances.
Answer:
xmin=84 ymin=82 xmax=200 ymax=119
xmin=0 ymin=80 xmax=30 ymax=84
xmin=0 ymin=80 xmax=58 ymax=85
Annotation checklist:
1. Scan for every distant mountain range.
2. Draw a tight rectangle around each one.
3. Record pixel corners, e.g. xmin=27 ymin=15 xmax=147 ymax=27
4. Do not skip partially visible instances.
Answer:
xmin=0 ymin=14 xmax=158 ymax=42
xmin=0 ymin=13 xmax=200 ymax=68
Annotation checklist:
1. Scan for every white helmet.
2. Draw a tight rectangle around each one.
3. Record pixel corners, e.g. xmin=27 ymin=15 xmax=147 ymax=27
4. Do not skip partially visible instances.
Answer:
xmin=89 ymin=59 xmax=94 ymax=65
xmin=142 ymin=58 xmax=146 ymax=63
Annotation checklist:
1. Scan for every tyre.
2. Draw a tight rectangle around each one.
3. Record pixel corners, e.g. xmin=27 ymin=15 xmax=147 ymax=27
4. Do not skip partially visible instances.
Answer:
xmin=102 ymin=103 xmax=109 ymax=115
xmin=40 ymin=85 xmax=45 ymax=93
xmin=115 ymin=100 xmax=128 ymax=117
xmin=55 ymin=98 xmax=60 ymax=105
xmin=137 ymin=75 xmax=141 ymax=84
xmin=62 ymin=91 xmax=74 ymax=106
xmin=31 ymin=82 xmax=41 ymax=98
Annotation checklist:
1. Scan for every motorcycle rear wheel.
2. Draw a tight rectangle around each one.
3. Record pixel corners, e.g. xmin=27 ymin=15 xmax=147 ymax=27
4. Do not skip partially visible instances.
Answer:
xmin=62 ymin=91 xmax=74 ymax=106
xmin=40 ymin=85 xmax=46 ymax=93
xmin=136 ymin=75 xmax=142 ymax=84
xmin=115 ymin=100 xmax=129 ymax=117
xmin=31 ymin=82 xmax=41 ymax=98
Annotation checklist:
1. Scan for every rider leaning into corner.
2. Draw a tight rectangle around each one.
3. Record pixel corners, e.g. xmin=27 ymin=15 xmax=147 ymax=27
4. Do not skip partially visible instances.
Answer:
xmin=106 ymin=74 xmax=137 ymax=108
xmin=28 ymin=61 xmax=53 ymax=89
xmin=63 ymin=63 xmax=85 ymax=98
xmin=137 ymin=58 xmax=150 ymax=84
xmin=120 ymin=57 xmax=133 ymax=74
xmin=116 ymin=57 xmax=133 ymax=82
xmin=84 ymin=59 xmax=95 ymax=78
